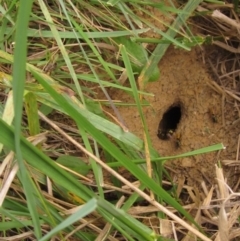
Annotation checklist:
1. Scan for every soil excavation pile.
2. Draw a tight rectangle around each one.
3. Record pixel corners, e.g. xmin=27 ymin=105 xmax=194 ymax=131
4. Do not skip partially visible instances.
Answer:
xmin=115 ymin=46 xmax=239 ymax=189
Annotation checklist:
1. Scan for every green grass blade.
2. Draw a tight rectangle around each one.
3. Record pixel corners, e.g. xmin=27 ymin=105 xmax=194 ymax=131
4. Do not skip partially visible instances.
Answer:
xmin=12 ymin=0 xmax=41 ymax=238
xmin=108 ymin=143 xmax=225 ymax=167
xmin=3 ymin=27 xmax=149 ymax=38
xmin=120 ymin=45 xmax=153 ymax=150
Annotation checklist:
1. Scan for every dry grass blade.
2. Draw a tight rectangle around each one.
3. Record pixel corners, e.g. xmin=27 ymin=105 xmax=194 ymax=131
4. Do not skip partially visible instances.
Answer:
xmin=215 ymin=165 xmax=230 ymax=241
xmin=216 ymin=165 xmax=230 ymax=201
xmin=201 ymin=184 xmax=215 ymax=221
xmin=2 ymin=231 xmax=34 ymax=241
xmin=218 ymin=204 xmax=229 ymax=241
xmin=0 ymin=133 xmax=47 ymax=206
xmin=0 ymin=156 xmax=18 ymax=206
xmin=211 ymin=10 xmax=240 ymax=32
xmin=214 ymin=165 xmax=240 ymax=241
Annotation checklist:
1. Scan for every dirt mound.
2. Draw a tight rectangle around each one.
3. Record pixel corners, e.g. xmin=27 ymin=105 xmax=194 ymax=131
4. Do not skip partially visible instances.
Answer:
xmin=115 ymin=46 xmax=239 ymax=188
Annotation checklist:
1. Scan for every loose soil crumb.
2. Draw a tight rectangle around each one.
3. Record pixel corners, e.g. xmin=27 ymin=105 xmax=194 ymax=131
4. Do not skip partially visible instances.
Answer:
xmin=113 ymin=46 xmax=239 ymax=190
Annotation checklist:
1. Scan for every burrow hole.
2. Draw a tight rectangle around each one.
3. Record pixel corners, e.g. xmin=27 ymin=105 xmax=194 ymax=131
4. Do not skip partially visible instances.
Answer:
xmin=157 ymin=103 xmax=182 ymax=140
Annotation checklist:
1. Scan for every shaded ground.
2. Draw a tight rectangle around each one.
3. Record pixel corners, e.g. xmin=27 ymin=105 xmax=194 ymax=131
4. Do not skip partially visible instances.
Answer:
xmin=112 ymin=45 xmax=239 ymax=190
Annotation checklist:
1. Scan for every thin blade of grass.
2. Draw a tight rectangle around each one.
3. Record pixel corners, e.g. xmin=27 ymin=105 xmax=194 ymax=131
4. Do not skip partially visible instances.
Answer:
xmin=12 ymin=0 xmax=41 ymax=238
xmin=108 ymin=143 xmax=225 ymax=167
xmin=4 ymin=28 xmax=150 ymax=38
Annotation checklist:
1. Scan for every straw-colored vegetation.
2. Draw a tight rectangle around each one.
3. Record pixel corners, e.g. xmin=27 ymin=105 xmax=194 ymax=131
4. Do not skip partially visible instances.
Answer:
xmin=0 ymin=0 xmax=239 ymax=240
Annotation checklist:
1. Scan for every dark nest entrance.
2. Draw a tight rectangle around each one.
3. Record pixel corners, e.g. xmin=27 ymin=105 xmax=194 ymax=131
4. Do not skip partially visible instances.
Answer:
xmin=157 ymin=102 xmax=182 ymax=140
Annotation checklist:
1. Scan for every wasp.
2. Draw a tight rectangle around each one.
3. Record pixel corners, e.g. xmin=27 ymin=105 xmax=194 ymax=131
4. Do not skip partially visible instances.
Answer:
xmin=175 ymin=132 xmax=181 ymax=148
xmin=208 ymin=107 xmax=217 ymax=123
xmin=157 ymin=129 xmax=174 ymax=140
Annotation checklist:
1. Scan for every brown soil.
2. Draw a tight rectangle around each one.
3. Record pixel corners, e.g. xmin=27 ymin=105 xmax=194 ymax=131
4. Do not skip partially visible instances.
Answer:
xmin=112 ymin=46 xmax=239 ymax=190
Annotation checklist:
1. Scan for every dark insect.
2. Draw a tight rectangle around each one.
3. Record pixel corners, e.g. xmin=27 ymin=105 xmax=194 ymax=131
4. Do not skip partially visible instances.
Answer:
xmin=208 ymin=108 xmax=217 ymax=123
xmin=157 ymin=129 xmax=174 ymax=140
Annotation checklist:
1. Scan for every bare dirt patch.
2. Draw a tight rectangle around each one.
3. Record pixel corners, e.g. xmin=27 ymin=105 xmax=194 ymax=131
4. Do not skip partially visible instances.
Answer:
xmin=113 ymin=46 xmax=239 ymax=190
